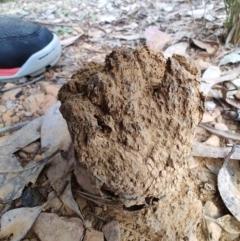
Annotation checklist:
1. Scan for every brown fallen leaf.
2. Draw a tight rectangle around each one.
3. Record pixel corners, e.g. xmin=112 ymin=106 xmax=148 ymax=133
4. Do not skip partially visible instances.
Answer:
xmin=190 ymin=39 xmax=219 ymax=56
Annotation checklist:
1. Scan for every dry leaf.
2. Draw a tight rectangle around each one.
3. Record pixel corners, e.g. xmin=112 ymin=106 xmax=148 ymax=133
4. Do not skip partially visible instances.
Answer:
xmin=164 ymin=42 xmax=188 ymax=58
xmin=219 ymin=53 xmax=240 ymax=66
xmin=0 ymin=118 xmax=43 ymax=202
xmin=60 ymin=34 xmax=82 ymax=48
xmin=218 ymin=145 xmax=240 ymax=222
xmin=200 ymin=66 xmax=221 ymax=95
xmin=60 ymin=182 xmax=85 ymax=222
xmin=41 ymin=101 xmax=71 ymax=157
xmin=0 ymin=206 xmax=42 ymax=241
xmin=191 ymin=39 xmax=219 ymax=55
xmin=216 ymin=215 xmax=240 ymax=234
xmin=145 ymin=26 xmax=172 ymax=51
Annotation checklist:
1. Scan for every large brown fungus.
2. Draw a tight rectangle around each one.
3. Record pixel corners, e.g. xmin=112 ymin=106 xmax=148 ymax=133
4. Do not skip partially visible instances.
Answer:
xmin=58 ymin=46 xmax=204 ymax=207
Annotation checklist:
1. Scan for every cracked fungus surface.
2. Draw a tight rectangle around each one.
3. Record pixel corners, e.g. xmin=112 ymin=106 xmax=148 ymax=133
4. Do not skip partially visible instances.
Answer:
xmin=59 ymin=46 xmax=204 ymax=206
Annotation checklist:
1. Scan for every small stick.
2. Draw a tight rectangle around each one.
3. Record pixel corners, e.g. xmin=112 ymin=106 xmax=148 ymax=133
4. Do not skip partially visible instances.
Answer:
xmin=0 ymin=75 xmax=44 ymax=93
xmin=75 ymin=190 xmax=121 ymax=209
xmin=0 ymin=121 xmax=30 ymax=135
xmin=198 ymin=123 xmax=240 ymax=141
xmin=223 ymin=144 xmax=236 ymax=168
xmin=85 ymin=210 xmax=107 ymax=222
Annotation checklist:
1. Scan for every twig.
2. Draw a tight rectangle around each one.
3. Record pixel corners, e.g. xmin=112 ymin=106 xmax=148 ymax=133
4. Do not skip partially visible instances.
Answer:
xmin=192 ymin=142 xmax=240 ymax=159
xmin=74 ymin=189 xmax=114 ymax=202
xmin=0 ymin=75 xmax=44 ymax=93
xmin=75 ymin=190 xmax=121 ymax=209
xmin=0 ymin=121 xmax=30 ymax=135
xmin=85 ymin=210 xmax=107 ymax=222
xmin=223 ymin=144 xmax=236 ymax=168
xmin=198 ymin=123 xmax=240 ymax=141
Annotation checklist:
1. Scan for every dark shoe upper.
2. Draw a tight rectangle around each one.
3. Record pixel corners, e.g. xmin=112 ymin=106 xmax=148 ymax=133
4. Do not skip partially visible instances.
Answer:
xmin=0 ymin=15 xmax=53 ymax=68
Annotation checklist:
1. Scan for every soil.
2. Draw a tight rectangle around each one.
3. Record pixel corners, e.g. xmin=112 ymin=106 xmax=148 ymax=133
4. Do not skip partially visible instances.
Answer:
xmin=58 ymin=46 xmax=211 ymax=240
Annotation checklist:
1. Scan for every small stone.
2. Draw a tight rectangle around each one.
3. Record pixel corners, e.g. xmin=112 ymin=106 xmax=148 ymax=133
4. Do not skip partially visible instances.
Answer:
xmin=21 ymin=142 xmax=39 ymax=154
xmin=201 ymin=112 xmax=214 ymax=123
xmin=2 ymin=110 xmax=14 ymax=122
xmin=234 ymin=89 xmax=240 ymax=100
xmin=204 ymin=101 xmax=216 ymax=111
xmin=43 ymin=72 xmax=53 ymax=79
xmin=19 ymin=95 xmax=25 ymax=101
xmin=45 ymin=191 xmax=63 ymax=210
xmin=83 ymin=228 xmax=104 ymax=241
xmin=41 ymin=85 xmax=62 ymax=97
xmin=214 ymin=123 xmax=228 ymax=131
xmin=102 ymin=220 xmax=121 ymax=241
xmin=25 ymin=111 xmax=33 ymax=117
xmin=33 ymin=213 xmax=84 ymax=241
xmin=19 ymin=151 xmax=28 ymax=159
xmin=33 ymin=154 xmax=42 ymax=162
xmin=0 ymin=105 xmax=7 ymax=114
xmin=2 ymin=84 xmax=22 ymax=101
xmin=204 ymin=135 xmax=220 ymax=147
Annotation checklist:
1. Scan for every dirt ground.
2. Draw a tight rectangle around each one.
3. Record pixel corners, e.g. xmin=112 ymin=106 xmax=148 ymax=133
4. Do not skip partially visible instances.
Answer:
xmin=1 ymin=0 xmax=240 ymax=240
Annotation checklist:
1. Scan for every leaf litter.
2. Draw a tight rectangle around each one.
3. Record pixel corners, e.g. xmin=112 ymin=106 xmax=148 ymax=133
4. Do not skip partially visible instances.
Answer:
xmin=1 ymin=0 xmax=240 ymax=240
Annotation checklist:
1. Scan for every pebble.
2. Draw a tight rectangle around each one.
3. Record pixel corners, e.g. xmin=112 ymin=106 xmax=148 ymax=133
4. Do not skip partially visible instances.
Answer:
xmin=18 ymin=151 xmax=28 ymax=159
xmin=25 ymin=111 xmax=33 ymax=117
xmin=205 ymin=101 xmax=216 ymax=111
xmin=0 ymin=105 xmax=7 ymax=113
xmin=83 ymin=228 xmax=104 ymax=241
xmin=21 ymin=142 xmax=39 ymax=154
xmin=102 ymin=220 xmax=121 ymax=241
xmin=33 ymin=154 xmax=42 ymax=162
xmin=204 ymin=135 xmax=220 ymax=147
xmin=2 ymin=110 xmax=14 ymax=122
xmin=214 ymin=123 xmax=228 ymax=131
xmin=234 ymin=89 xmax=240 ymax=100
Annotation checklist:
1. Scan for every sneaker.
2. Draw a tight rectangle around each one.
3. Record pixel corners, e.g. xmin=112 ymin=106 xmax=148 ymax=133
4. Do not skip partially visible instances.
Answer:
xmin=0 ymin=15 xmax=61 ymax=82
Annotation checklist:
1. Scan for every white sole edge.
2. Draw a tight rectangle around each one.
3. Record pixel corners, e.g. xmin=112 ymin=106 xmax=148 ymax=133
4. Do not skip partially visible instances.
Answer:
xmin=0 ymin=33 xmax=62 ymax=82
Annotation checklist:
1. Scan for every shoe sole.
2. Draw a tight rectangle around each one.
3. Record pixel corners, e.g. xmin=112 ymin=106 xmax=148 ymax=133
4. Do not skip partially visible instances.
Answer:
xmin=0 ymin=33 xmax=61 ymax=82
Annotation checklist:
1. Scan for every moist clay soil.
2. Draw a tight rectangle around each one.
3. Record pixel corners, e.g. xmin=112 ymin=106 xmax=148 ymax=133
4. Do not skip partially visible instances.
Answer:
xmin=58 ymin=46 xmax=206 ymax=240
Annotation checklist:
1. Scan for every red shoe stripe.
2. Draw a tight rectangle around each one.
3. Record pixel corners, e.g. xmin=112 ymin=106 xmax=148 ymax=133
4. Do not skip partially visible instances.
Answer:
xmin=0 ymin=68 xmax=20 ymax=76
